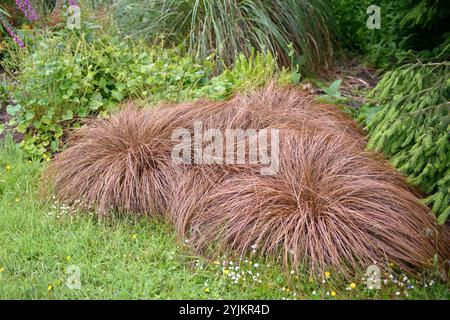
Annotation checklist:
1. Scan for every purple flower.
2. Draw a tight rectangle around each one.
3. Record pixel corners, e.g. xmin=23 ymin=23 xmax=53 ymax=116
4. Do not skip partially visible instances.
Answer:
xmin=0 ymin=17 xmax=25 ymax=48
xmin=15 ymin=0 xmax=26 ymax=13
xmin=15 ymin=0 xmax=40 ymax=21
xmin=24 ymin=0 xmax=40 ymax=20
xmin=68 ymin=0 xmax=77 ymax=5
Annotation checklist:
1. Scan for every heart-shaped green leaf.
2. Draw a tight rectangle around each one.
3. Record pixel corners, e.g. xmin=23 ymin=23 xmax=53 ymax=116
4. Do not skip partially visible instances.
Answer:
xmin=6 ymin=104 xmax=21 ymax=116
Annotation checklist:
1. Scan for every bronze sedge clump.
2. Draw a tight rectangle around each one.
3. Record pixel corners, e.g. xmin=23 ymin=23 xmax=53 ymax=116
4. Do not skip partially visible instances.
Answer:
xmin=158 ymin=84 xmax=365 ymax=145
xmin=46 ymin=106 xmax=176 ymax=215
xmin=46 ymin=85 xmax=449 ymax=277
xmin=46 ymin=85 xmax=363 ymax=215
xmin=172 ymin=127 xmax=449 ymax=277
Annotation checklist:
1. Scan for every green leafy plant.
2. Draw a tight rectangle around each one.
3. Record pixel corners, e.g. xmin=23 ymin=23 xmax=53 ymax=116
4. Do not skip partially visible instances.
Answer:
xmin=195 ymin=51 xmax=293 ymax=100
xmin=4 ymin=30 xmax=212 ymax=158
xmin=320 ymin=79 xmax=343 ymax=100
xmin=113 ymin=0 xmax=334 ymax=75
xmin=363 ymin=61 xmax=450 ymax=223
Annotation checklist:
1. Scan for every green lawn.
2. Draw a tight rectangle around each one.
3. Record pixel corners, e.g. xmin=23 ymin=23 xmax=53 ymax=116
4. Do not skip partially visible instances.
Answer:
xmin=0 ymin=136 xmax=448 ymax=299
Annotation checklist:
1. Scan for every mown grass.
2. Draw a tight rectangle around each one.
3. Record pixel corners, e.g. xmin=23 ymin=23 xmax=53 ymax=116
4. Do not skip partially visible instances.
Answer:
xmin=0 ymin=136 xmax=448 ymax=299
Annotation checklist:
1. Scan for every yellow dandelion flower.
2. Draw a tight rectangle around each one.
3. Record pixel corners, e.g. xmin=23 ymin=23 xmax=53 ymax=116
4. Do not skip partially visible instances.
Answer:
xmin=331 ymin=291 xmax=336 ymax=297
xmin=204 ymin=287 xmax=210 ymax=293
xmin=47 ymin=284 xmax=53 ymax=292
xmin=66 ymin=256 xmax=71 ymax=262
xmin=131 ymin=234 xmax=137 ymax=240
xmin=324 ymin=271 xmax=331 ymax=278
xmin=223 ymin=269 xmax=230 ymax=275
xmin=350 ymin=283 xmax=356 ymax=289
xmin=0 ymin=267 xmax=4 ymax=273
xmin=15 ymin=197 xmax=20 ymax=202
xmin=6 ymin=165 xmax=11 ymax=171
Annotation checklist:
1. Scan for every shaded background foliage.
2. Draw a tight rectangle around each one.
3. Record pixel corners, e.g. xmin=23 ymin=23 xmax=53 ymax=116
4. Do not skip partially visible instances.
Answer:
xmin=331 ymin=0 xmax=450 ymax=67
xmin=113 ymin=0 xmax=334 ymax=75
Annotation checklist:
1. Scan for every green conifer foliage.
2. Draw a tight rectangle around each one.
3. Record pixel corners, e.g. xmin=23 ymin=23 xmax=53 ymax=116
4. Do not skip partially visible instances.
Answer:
xmin=366 ymin=61 xmax=450 ymax=223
